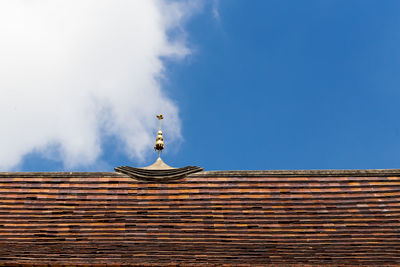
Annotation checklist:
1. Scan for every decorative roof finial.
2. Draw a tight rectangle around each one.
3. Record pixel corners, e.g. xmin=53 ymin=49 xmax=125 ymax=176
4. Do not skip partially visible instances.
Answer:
xmin=114 ymin=113 xmax=203 ymax=178
xmin=154 ymin=114 xmax=164 ymax=158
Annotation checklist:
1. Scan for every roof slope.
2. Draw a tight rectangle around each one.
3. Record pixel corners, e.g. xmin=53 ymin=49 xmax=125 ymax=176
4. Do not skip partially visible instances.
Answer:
xmin=0 ymin=169 xmax=399 ymax=266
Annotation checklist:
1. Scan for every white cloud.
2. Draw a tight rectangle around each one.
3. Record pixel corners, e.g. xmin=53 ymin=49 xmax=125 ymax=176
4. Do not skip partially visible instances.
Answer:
xmin=0 ymin=0 xmax=194 ymax=170
xmin=212 ymin=0 xmax=220 ymax=21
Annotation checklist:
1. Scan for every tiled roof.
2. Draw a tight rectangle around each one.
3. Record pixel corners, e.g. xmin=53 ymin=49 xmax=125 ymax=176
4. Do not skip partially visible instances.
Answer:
xmin=0 ymin=169 xmax=399 ymax=266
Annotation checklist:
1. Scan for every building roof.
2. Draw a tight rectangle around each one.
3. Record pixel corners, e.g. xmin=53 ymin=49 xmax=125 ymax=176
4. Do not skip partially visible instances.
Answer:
xmin=0 ymin=169 xmax=399 ymax=266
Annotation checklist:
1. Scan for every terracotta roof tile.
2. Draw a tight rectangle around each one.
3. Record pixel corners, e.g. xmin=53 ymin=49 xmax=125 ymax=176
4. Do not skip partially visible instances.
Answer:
xmin=0 ymin=170 xmax=399 ymax=266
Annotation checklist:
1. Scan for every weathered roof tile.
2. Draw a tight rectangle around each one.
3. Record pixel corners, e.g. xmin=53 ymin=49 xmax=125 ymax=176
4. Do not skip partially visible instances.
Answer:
xmin=0 ymin=170 xmax=399 ymax=266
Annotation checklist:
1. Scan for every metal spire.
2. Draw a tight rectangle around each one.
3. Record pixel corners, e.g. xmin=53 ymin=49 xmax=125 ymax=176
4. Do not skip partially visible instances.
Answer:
xmin=154 ymin=114 xmax=164 ymax=158
xmin=141 ymin=114 xmax=173 ymax=170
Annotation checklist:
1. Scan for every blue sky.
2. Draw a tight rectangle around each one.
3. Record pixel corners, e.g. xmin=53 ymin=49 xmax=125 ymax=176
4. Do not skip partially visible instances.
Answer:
xmin=167 ymin=0 xmax=400 ymax=171
xmin=3 ymin=1 xmax=400 ymax=171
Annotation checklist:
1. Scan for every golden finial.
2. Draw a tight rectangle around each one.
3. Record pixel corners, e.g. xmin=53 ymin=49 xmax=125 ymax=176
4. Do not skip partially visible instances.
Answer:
xmin=154 ymin=114 xmax=164 ymax=157
xmin=115 ymin=113 xmax=203 ymax=173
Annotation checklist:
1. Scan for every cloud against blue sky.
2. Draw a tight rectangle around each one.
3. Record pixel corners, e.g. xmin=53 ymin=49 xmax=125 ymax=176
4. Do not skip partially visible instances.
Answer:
xmin=0 ymin=0 xmax=198 ymax=170
xmin=2 ymin=1 xmax=400 ymax=171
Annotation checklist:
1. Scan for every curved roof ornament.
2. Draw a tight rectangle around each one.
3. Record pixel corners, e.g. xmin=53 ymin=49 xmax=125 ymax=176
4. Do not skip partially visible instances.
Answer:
xmin=115 ymin=114 xmax=203 ymax=181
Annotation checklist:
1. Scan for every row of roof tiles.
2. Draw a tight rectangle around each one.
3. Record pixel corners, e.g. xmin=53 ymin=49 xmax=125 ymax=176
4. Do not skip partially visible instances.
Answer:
xmin=0 ymin=170 xmax=399 ymax=266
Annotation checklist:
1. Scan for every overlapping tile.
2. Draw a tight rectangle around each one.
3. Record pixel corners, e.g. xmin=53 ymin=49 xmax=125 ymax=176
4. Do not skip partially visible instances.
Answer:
xmin=0 ymin=170 xmax=399 ymax=266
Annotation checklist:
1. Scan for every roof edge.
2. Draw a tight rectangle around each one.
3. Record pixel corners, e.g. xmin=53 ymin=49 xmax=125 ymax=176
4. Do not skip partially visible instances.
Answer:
xmin=194 ymin=169 xmax=400 ymax=177
xmin=0 ymin=172 xmax=124 ymax=178
xmin=0 ymin=169 xmax=400 ymax=177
